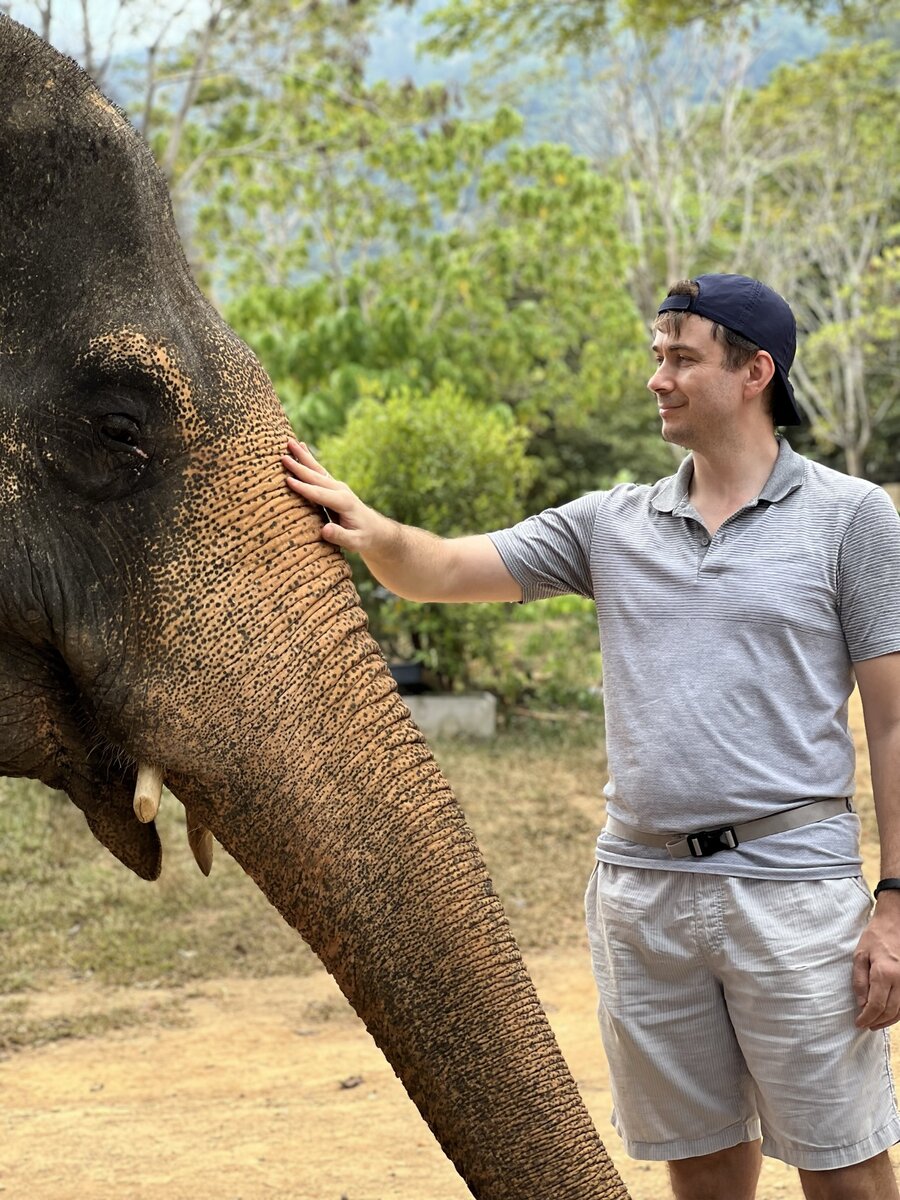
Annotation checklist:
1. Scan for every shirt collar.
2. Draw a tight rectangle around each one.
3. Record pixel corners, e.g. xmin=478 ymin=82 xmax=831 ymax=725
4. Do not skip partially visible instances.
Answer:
xmin=650 ymin=437 xmax=806 ymax=515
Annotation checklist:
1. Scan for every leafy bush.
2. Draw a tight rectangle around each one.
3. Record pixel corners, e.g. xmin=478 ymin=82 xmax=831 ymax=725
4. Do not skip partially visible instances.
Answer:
xmin=319 ymin=381 xmax=534 ymax=690
xmin=481 ymin=595 xmax=604 ymax=711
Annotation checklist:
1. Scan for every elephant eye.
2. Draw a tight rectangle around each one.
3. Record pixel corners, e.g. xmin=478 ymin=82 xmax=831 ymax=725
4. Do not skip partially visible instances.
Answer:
xmin=99 ymin=413 xmax=148 ymax=459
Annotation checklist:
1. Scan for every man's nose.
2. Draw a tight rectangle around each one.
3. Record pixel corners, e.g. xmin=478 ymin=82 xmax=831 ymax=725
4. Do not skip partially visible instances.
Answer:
xmin=648 ymin=363 xmax=672 ymax=393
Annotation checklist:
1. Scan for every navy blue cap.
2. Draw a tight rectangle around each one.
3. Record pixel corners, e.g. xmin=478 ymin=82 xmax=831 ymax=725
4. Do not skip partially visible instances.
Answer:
xmin=657 ymin=274 xmax=802 ymax=426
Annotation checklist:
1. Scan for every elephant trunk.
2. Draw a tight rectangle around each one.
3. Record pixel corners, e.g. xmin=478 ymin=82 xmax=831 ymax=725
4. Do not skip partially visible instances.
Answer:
xmin=166 ymin=594 xmax=628 ymax=1198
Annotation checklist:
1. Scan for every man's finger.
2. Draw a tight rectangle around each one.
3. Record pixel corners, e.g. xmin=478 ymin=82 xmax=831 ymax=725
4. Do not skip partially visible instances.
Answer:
xmin=861 ymin=1009 xmax=899 ymax=1030
xmin=320 ymin=521 xmax=358 ymax=549
xmin=282 ymin=462 xmax=350 ymax=507
xmin=284 ymin=475 xmax=352 ymax=511
xmin=286 ymin=438 xmax=329 ymax=476
xmin=282 ymin=450 xmax=331 ymax=481
xmin=855 ymin=978 xmax=892 ymax=1028
xmin=281 ymin=454 xmax=336 ymax=486
xmin=852 ymin=950 xmax=871 ymax=1010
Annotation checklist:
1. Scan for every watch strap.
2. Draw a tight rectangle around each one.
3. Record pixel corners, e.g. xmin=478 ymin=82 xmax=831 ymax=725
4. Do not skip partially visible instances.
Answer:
xmin=873 ymin=878 xmax=900 ymax=898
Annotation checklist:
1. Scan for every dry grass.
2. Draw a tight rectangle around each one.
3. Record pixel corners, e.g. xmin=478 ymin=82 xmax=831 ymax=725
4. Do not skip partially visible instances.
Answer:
xmin=0 ymin=693 xmax=876 ymax=1056
xmin=0 ymin=721 xmax=606 ymax=1049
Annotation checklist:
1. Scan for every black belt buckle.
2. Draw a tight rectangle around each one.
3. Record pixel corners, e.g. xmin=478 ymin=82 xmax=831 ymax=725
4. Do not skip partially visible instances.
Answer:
xmin=687 ymin=825 xmax=739 ymax=858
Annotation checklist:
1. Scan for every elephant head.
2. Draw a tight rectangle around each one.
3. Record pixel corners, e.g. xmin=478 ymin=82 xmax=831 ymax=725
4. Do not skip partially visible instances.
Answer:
xmin=0 ymin=16 xmax=630 ymax=1199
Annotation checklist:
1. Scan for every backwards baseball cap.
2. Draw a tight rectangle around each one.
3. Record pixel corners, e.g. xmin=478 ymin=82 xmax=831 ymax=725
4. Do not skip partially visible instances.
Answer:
xmin=657 ymin=273 xmax=802 ymax=426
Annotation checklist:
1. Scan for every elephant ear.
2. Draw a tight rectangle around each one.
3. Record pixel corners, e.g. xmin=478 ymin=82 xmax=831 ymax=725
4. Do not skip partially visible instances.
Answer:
xmin=75 ymin=781 xmax=163 ymax=881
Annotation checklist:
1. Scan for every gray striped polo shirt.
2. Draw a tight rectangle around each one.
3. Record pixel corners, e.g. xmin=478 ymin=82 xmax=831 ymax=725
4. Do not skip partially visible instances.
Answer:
xmin=488 ymin=438 xmax=900 ymax=878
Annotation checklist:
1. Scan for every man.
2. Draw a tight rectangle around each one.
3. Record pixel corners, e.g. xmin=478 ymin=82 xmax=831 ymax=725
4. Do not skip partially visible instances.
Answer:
xmin=282 ymin=274 xmax=900 ymax=1199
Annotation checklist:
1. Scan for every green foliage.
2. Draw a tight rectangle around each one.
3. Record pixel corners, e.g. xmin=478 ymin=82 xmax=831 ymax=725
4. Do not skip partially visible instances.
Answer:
xmin=188 ymin=15 xmax=661 ymax=499
xmin=224 ymin=131 xmax=670 ymax=506
xmin=420 ymin=0 xmax=894 ymax=60
xmin=0 ymin=779 xmax=317 ymax=993
xmin=321 ymin=380 xmax=532 ymax=529
xmin=320 ymin=380 xmax=533 ymax=689
xmin=190 ymin=20 xmax=522 ymax=290
xmin=737 ymin=41 xmax=900 ymax=476
xmin=134 ymin=1 xmax=398 ymax=193
xmin=483 ymin=595 xmax=603 ymax=711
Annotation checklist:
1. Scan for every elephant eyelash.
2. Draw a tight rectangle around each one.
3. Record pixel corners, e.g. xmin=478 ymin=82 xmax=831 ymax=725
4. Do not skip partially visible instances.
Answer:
xmin=98 ymin=414 xmax=149 ymax=459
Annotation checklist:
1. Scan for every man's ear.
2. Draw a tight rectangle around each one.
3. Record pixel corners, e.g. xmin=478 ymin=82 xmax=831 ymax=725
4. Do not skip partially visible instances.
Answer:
xmin=745 ymin=350 xmax=776 ymax=399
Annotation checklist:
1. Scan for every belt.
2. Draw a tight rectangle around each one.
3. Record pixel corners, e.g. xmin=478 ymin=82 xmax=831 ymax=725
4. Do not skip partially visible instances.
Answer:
xmin=604 ymin=797 xmax=854 ymax=860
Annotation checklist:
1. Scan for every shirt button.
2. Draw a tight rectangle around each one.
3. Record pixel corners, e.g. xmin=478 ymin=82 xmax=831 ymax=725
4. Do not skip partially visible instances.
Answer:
xmin=701 ymin=536 xmax=711 ymax=546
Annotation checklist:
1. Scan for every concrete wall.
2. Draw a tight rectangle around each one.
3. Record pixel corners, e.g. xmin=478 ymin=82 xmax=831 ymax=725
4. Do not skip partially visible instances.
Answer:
xmin=404 ymin=692 xmax=497 ymax=739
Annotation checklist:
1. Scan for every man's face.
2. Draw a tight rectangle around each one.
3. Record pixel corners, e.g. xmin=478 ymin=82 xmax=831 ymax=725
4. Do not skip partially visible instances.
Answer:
xmin=648 ymin=315 xmax=745 ymax=450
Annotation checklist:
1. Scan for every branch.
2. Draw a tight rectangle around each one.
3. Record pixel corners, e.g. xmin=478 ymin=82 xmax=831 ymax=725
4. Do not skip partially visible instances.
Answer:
xmin=160 ymin=2 xmax=225 ymax=182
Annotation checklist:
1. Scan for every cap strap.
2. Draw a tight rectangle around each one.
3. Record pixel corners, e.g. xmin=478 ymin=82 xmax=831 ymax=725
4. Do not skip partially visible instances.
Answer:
xmin=658 ymin=294 xmax=692 ymax=312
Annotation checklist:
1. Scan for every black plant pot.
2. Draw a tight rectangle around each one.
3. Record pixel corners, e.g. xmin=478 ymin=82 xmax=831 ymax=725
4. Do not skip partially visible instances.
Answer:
xmin=389 ymin=661 xmax=428 ymax=695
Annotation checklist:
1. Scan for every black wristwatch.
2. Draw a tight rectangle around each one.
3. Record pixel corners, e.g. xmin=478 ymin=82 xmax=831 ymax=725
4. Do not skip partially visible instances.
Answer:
xmin=873 ymin=878 xmax=900 ymax=899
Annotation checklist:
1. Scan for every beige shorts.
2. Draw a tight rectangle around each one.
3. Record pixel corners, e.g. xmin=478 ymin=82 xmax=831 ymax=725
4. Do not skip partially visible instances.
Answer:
xmin=584 ymin=863 xmax=900 ymax=1169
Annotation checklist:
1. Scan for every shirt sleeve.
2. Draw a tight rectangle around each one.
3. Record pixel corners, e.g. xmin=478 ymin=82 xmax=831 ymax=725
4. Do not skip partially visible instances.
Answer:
xmin=486 ymin=492 xmax=602 ymax=602
xmin=838 ymin=486 xmax=900 ymax=662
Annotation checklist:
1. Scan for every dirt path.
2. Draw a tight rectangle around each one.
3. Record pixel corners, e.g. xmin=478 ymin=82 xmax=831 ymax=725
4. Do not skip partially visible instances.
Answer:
xmin=2 ymin=694 xmax=897 ymax=1199
xmin=0 ymin=949 xmax=829 ymax=1200
xmin=5 ymin=945 xmax=890 ymax=1200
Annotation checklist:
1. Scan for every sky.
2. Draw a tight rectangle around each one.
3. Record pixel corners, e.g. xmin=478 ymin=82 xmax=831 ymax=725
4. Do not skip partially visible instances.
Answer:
xmin=2 ymin=0 xmax=461 ymax=93
xmin=4 ymin=0 xmax=213 ymax=58
xmin=3 ymin=0 xmax=826 ymax=119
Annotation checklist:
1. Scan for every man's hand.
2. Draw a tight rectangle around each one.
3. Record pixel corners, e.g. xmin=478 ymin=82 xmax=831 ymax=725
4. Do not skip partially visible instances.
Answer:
xmin=853 ymin=893 xmax=900 ymax=1030
xmin=854 ymin=652 xmax=900 ymax=1031
xmin=281 ymin=437 xmax=522 ymax=603
xmin=281 ymin=438 xmax=397 ymax=557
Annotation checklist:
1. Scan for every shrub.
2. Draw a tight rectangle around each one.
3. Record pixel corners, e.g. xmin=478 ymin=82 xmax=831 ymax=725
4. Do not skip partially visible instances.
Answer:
xmin=319 ymin=381 xmax=535 ymax=690
xmin=480 ymin=595 xmax=603 ymax=712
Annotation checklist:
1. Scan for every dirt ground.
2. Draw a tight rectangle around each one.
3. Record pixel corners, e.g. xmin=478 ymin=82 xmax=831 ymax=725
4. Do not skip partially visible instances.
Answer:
xmin=2 ymin=694 xmax=898 ymax=1200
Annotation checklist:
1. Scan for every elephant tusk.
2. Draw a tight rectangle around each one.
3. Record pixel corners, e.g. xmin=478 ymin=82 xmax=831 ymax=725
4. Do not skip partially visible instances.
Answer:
xmin=133 ymin=763 xmax=164 ymax=823
xmin=185 ymin=811 xmax=214 ymax=877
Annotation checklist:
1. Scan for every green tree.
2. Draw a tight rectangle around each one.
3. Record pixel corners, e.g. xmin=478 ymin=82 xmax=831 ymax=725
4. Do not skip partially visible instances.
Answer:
xmin=320 ymin=381 xmax=534 ymax=690
xmin=12 ymin=0 xmax=399 ymax=261
xmin=192 ymin=50 xmax=497 ymax=296
xmin=419 ymin=0 xmax=897 ymax=60
xmin=220 ymin=125 xmax=672 ymax=506
xmin=574 ymin=22 xmax=769 ymax=320
xmin=741 ymin=42 xmax=900 ymax=476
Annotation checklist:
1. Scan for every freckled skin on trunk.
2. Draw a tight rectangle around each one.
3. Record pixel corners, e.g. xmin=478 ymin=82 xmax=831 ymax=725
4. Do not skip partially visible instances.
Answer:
xmin=0 ymin=16 xmax=631 ymax=1198
xmin=157 ymin=451 xmax=629 ymax=1197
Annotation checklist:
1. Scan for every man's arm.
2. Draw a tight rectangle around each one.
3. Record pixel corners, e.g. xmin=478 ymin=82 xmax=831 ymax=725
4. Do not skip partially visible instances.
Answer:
xmin=281 ymin=439 xmax=523 ymax=603
xmin=851 ymin=651 xmax=900 ymax=1030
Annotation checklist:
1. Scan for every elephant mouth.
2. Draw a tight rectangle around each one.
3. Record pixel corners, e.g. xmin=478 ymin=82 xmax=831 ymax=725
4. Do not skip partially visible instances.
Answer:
xmin=64 ymin=757 xmax=165 ymax=882
xmin=0 ymin=646 xmax=160 ymax=881
xmin=19 ymin=652 xmax=211 ymax=883
xmin=62 ymin=752 xmax=212 ymax=883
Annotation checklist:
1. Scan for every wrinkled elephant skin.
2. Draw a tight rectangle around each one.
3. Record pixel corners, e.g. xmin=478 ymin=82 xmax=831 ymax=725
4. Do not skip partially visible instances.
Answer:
xmin=0 ymin=16 xmax=630 ymax=1199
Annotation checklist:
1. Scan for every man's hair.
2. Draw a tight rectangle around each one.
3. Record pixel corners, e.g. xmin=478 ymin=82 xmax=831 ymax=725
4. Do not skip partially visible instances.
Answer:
xmin=655 ymin=280 xmax=763 ymax=369
xmin=654 ymin=279 xmax=773 ymax=415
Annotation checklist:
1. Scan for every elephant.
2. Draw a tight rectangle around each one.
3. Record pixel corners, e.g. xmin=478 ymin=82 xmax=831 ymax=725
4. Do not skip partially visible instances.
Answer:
xmin=0 ymin=15 xmax=631 ymax=1199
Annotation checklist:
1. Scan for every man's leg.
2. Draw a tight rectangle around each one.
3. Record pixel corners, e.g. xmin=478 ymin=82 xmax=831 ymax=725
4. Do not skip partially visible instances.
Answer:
xmin=585 ymin=867 xmax=763 ymax=1170
xmin=718 ymin=877 xmax=900 ymax=1184
xmin=798 ymin=1151 xmax=899 ymax=1200
xmin=668 ymin=1139 xmax=762 ymax=1200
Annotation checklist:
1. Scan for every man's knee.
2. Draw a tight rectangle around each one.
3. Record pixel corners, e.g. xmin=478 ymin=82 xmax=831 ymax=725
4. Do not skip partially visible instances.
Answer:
xmin=668 ymin=1139 xmax=762 ymax=1200
xmin=799 ymin=1150 xmax=899 ymax=1200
